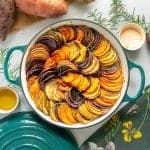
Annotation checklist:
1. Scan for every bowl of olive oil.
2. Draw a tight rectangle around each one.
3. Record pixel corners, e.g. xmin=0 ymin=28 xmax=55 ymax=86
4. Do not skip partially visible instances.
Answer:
xmin=0 ymin=87 xmax=19 ymax=114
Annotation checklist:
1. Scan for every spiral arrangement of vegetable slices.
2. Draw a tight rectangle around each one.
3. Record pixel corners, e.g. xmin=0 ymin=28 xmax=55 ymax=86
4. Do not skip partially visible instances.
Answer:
xmin=26 ymin=25 xmax=124 ymax=125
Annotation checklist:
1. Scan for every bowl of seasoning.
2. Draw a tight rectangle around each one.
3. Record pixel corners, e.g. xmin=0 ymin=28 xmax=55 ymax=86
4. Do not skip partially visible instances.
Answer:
xmin=119 ymin=23 xmax=146 ymax=51
xmin=0 ymin=87 xmax=19 ymax=114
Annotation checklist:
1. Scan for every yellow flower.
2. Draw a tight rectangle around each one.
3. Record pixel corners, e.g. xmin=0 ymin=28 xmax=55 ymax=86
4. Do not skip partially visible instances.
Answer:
xmin=122 ymin=121 xmax=142 ymax=143
xmin=111 ymin=113 xmax=119 ymax=122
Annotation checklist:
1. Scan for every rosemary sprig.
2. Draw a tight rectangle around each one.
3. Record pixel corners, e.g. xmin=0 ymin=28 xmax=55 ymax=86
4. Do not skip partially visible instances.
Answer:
xmin=88 ymin=0 xmax=150 ymax=33
xmin=109 ymin=0 xmax=126 ymax=25
xmin=88 ymin=9 xmax=114 ymax=30
xmin=109 ymin=0 xmax=150 ymax=33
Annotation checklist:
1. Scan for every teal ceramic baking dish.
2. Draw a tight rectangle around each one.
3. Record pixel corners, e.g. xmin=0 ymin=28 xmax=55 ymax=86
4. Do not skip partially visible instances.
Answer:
xmin=3 ymin=19 xmax=145 ymax=129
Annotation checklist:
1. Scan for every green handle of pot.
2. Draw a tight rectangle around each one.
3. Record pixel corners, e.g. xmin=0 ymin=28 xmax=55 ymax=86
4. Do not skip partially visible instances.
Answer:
xmin=4 ymin=45 xmax=27 ymax=86
xmin=124 ymin=61 xmax=145 ymax=102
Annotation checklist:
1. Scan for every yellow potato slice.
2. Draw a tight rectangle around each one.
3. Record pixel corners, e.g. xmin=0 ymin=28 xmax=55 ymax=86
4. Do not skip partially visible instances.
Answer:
xmin=101 ymin=88 xmax=120 ymax=100
xmin=85 ymin=77 xmax=100 ymax=94
xmin=49 ymin=101 xmax=58 ymax=121
xmin=85 ymin=100 xmax=102 ymax=115
xmin=83 ymin=85 xmax=101 ymax=99
xmin=82 ymin=56 xmax=97 ymax=74
xmin=45 ymin=80 xmax=62 ymax=101
xmin=67 ymin=42 xmax=80 ymax=61
xmin=87 ymin=59 xmax=100 ymax=74
xmin=78 ymin=76 xmax=90 ymax=91
xmin=74 ymin=41 xmax=87 ymax=63
xmin=62 ymin=72 xmax=76 ymax=83
xmin=71 ymin=74 xmax=82 ymax=88
xmin=79 ymin=103 xmax=97 ymax=120
xmin=75 ymin=111 xmax=91 ymax=124
xmin=93 ymin=39 xmax=110 ymax=57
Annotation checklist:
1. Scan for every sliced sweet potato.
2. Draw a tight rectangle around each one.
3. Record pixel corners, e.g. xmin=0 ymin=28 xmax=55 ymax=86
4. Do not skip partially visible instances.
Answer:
xmin=61 ymin=72 xmax=76 ymax=83
xmin=83 ymin=85 xmax=101 ymax=99
xmin=95 ymin=97 xmax=115 ymax=107
xmin=85 ymin=100 xmax=102 ymax=115
xmin=79 ymin=103 xmax=97 ymax=120
xmin=75 ymin=111 xmax=90 ymax=124
xmin=74 ymin=41 xmax=87 ymax=63
xmin=64 ymin=104 xmax=77 ymax=124
xmin=49 ymin=101 xmax=58 ymax=121
xmin=78 ymin=76 xmax=90 ymax=92
xmin=57 ymin=103 xmax=75 ymax=124
xmin=100 ymin=76 xmax=124 ymax=92
xmin=102 ymin=67 xmax=122 ymax=80
xmin=15 ymin=0 xmax=68 ymax=18
xmin=57 ymin=26 xmax=70 ymax=41
xmin=75 ymin=27 xmax=85 ymax=42
xmin=27 ymin=76 xmax=39 ymax=89
xmin=43 ymin=58 xmax=56 ymax=69
xmin=84 ymin=77 xmax=99 ymax=94
xmin=93 ymin=39 xmax=110 ymax=57
xmin=101 ymin=88 xmax=120 ymax=100
xmin=67 ymin=41 xmax=80 ymax=61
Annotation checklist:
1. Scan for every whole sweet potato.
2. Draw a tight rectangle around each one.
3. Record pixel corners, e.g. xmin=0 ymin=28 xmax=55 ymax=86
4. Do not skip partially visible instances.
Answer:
xmin=15 ymin=0 xmax=68 ymax=18
xmin=0 ymin=0 xmax=16 ymax=40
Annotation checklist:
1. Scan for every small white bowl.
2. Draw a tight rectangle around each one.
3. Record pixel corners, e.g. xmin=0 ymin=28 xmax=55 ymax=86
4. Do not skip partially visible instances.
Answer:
xmin=119 ymin=23 xmax=146 ymax=51
xmin=0 ymin=87 xmax=19 ymax=114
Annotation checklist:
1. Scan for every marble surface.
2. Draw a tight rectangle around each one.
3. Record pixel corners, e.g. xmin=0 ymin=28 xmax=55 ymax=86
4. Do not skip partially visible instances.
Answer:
xmin=0 ymin=0 xmax=150 ymax=147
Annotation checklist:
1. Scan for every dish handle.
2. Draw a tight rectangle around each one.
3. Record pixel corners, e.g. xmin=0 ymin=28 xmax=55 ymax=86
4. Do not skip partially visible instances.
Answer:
xmin=123 ymin=60 xmax=145 ymax=102
xmin=4 ymin=46 xmax=145 ymax=102
xmin=4 ymin=45 xmax=27 ymax=86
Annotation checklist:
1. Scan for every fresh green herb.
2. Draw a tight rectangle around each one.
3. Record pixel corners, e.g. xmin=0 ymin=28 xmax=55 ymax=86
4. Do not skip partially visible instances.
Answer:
xmin=88 ymin=0 xmax=150 ymax=33
xmin=88 ymin=9 xmax=114 ymax=30
xmin=109 ymin=0 xmax=150 ymax=33
xmin=138 ymin=85 xmax=150 ymax=130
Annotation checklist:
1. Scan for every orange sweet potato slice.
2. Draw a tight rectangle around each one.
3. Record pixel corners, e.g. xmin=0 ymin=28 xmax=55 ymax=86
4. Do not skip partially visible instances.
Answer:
xmin=57 ymin=26 xmax=70 ymax=41
xmin=27 ymin=76 xmax=39 ymax=89
xmin=57 ymin=103 xmax=75 ymax=124
xmin=102 ymin=67 xmax=122 ymax=79
xmin=43 ymin=58 xmax=56 ymax=69
xmin=64 ymin=104 xmax=77 ymax=124
xmin=67 ymin=26 xmax=75 ymax=41
xmin=75 ymin=27 xmax=84 ymax=42
xmin=95 ymin=97 xmax=115 ymax=107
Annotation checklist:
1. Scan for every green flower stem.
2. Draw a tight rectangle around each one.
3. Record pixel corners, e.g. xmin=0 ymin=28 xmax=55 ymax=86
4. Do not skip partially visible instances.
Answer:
xmin=137 ymin=94 xmax=150 ymax=130
xmin=105 ymin=120 xmax=122 ymax=143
